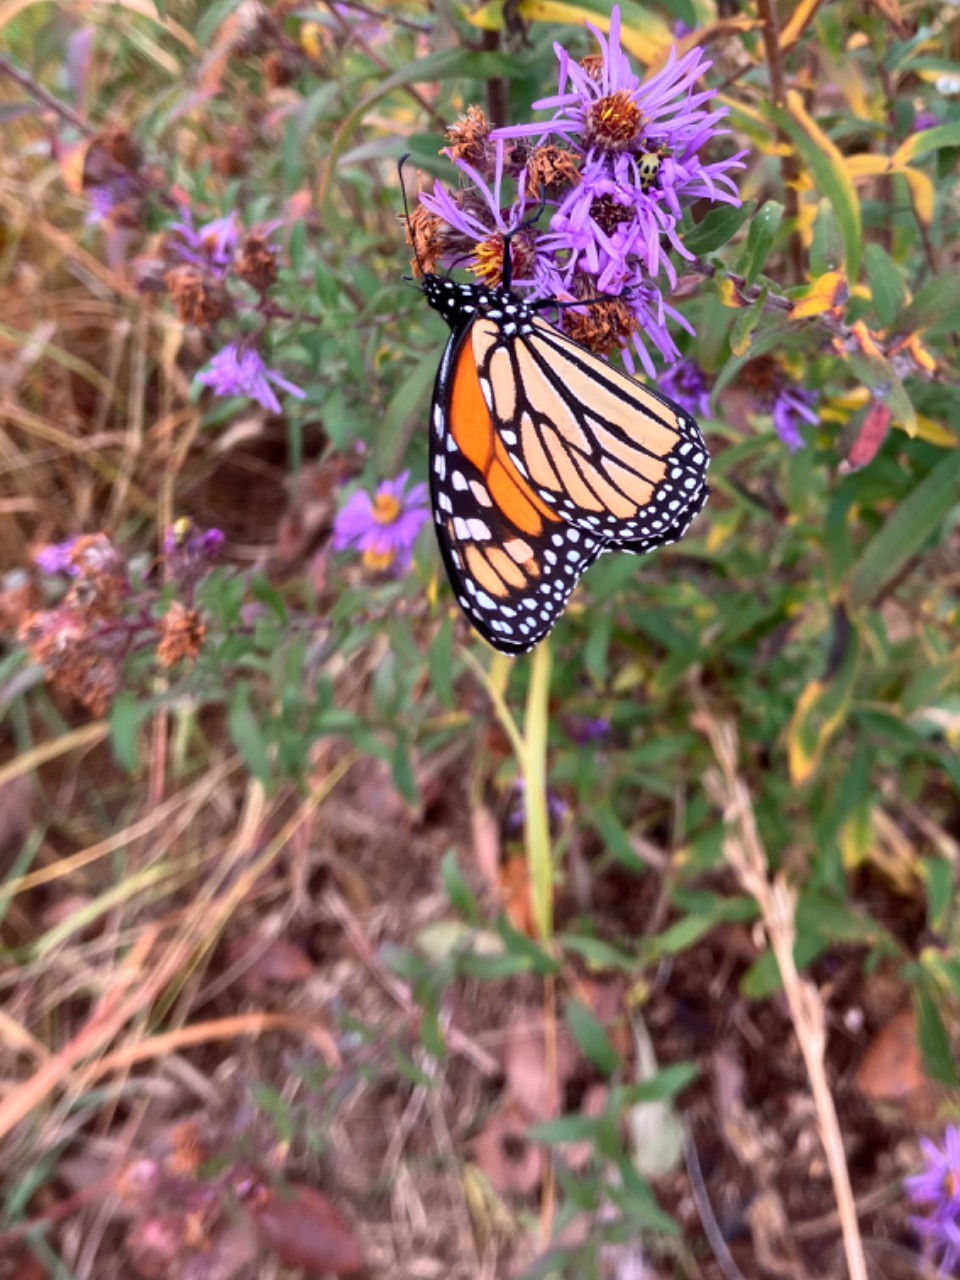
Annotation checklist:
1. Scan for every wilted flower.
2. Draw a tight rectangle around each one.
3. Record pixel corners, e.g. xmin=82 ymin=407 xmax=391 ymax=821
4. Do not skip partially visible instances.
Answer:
xmin=906 ymin=1126 xmax=960 ymax=1276
xmin=418 ymin=5 xmax=745 ymax=376
xmin=156 ymin=601 xmax=207 ymax=668
xmin=333 ymin=471 xmax=429 ymax=573
xmin=741 ymin=355 xmax=819 ymax=452
xmin=196 ymin=343 xmax=306 ymax=414
xmin=656 ymin=357 xmax=713 ymax=418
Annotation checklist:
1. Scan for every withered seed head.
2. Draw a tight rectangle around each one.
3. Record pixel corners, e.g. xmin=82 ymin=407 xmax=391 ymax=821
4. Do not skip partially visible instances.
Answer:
xmin=236 ymin=233 xmax=278 ymax=292
xmin=445 ymin=105 xmax=494 ymax=177
xmin=526 ymin=145 xmax=581 ymax=195
xmin=562 ymin=296 xmax=639 ymax=358
xmin=165 ymin=266 xmax=230 ymax=329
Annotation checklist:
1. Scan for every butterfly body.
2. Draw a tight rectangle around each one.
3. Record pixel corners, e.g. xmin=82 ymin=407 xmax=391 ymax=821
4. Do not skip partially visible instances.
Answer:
xmin=420 ymin=273 xmax=709 ymax=655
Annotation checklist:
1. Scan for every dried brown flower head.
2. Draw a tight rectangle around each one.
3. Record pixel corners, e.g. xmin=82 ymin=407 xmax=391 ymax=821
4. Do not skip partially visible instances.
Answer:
xmin=236 ymin=232 xmax=278 ymax=292
xmin=562 ymin=296 xmax=639 ymax=358
xmin=526 ymin=145 xmax=581 ymax=195
xmin=157 ymin=602 xmax=207 ymax=668
xmin=585 ymin=89 xmax=644 ymax=152
xmin=165 ymin=266 xmax=230 ymax=329
xmin=405 ymin=202 xmax=447 ymax=277
xmin=445 ymin=105 xmax=494 ymax=176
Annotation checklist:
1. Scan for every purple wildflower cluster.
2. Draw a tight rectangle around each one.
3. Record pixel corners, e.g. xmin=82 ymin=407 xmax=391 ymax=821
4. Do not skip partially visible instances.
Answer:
xmin=906 ymin=1125 xmax=960 ymax=1275
xmin=155 ymin=209 xmax=306 ymax=415
xmin=415 ymin=6 xmax=745 ymax=376
xmin=332 ymin=472 xmax=430 ymax=574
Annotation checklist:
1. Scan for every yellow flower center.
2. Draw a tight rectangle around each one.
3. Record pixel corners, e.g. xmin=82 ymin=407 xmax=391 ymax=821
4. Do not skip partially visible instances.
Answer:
xmin=472 ymin=235 xmax=505 ymax=287
xmin=363 ymin=548 xmax=396 ymax=572
xmin=585 ymin=90 xmax=643 ymax=151
xmin=372 ymin=493 xmax=402 ymax=524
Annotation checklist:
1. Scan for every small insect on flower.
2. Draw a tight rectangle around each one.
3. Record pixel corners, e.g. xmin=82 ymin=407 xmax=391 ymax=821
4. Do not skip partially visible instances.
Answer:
xmin=332 ymin=472 xmax=430 ymax=574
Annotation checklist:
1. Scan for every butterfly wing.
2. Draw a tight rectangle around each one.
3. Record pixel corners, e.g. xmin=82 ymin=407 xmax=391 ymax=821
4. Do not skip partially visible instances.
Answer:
xmin=430 ymin=318 xmax=604 ymax=655
xmin=474 ymin=314 xmax=709 ymax=547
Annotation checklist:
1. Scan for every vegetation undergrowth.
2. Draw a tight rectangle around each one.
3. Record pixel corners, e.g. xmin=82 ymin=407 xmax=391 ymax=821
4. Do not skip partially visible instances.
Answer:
xmin=0 ymin=1 xmax=959 ymax=1277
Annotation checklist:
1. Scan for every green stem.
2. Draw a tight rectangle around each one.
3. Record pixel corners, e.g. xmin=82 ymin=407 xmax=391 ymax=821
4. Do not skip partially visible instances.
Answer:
xmin=524 ymin=640 xmax=553 ymax=940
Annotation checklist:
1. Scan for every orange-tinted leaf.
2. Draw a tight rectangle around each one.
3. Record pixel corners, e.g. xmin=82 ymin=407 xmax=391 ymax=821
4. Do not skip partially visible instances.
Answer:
xmin=779 ymin=0 xmax=824 ymax=50
xmin=843 ymin=403 xmax=891 ymax=472
xmin=854 ymin=1010 xmax=926 ymax=1101
xmin=251 ymin=1185 xmax=365 ymax=1277
xmin=499 ymin=857 xmax=534 ymax=936
xmin=790 ymin=270 xmax=849 ymax=320
xmin=847 ymin=319 xmax=885 ymax=361
xmin=888 ymin=332 xmax=937 ymax=376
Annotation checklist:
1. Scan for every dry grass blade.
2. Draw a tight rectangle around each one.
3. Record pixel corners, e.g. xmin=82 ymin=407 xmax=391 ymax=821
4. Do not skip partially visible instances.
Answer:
xmin=694 ymin=707 xmax=868 ymax=1280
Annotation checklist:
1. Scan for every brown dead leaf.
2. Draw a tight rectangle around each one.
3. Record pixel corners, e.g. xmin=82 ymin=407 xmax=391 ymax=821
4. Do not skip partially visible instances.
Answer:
xmin=502 ymin=1010 xmax=578 ymax=1123
xmin=227 ymin=935 xmax=316 ymax=993
xmin=472 ymin=804 xmax=501 ymax=895
xmin=250 ymin=1183 xmax=365 ymax=1276
xmin=472 ymin=1096 xmax=543 ymax=1196
xmin=854 ymin=1009 xmax=927 ymax=1101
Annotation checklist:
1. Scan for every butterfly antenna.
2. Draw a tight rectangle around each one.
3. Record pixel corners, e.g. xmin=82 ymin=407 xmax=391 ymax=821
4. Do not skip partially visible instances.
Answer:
xmin=398 ymin=153 xmax=428 ymax=283
xmin=501 ymin=181 xmax=546 ymax=293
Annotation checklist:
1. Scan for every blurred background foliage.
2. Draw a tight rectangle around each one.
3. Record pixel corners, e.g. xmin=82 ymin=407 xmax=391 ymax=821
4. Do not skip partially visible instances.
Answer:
xmin=0 ymin=0 xmax=959 ymax=1276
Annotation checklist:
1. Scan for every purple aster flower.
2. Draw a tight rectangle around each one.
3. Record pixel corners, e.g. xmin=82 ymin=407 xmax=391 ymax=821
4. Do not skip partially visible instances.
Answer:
xmin=418 ymin=4 xmax=745 ymax=375
xmin=333 ymin=471 xmax=430 ymax=573
xmin=568 ymin=715 xmax=612 ymax=745
xmin=657 ymin=358 xmax=713 ymax=418
xmin=165 ymin=209 xmax=242 ymax=277
xmin=906 ymin=1126 xmax=960 ymax=1276
xmin=913 ymin=110 xmax=939 ymax=133
xmin=163 ymin=518 xmax=225 ymax=589
xmin=196 ymin=343 xmax=306 ymax=414
xmin=34 ymin=537 xmax=80 ymax=576
xmin=772 ymin=385 xmax=819 ymax=452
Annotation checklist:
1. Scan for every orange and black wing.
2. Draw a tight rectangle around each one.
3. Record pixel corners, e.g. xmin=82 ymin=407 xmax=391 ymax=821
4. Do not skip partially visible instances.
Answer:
xmin=474 ymin=314 xmax=709 ymax=550
xmin=430 ymin=318 xmax=603 ymax=655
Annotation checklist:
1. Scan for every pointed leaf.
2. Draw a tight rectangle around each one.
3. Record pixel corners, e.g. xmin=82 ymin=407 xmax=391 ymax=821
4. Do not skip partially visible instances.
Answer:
xmin=847 ymin=449 xmax=960 ymax=611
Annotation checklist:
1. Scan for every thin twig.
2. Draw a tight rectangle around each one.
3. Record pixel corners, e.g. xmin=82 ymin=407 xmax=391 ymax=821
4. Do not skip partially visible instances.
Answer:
xmin=0 ymin=54 xmax=93 ymax=134
xmin=755 ymin=0 xmax=804 ymax=283
xmin=695 ymin=710 xmax=868 ymax=1280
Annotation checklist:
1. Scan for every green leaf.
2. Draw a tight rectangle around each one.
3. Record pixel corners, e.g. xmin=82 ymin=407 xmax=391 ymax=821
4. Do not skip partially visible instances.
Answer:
xmin=728 ymin=288 xmax=767 ymax=357
xmin=809 ymin=198 xmax=846 ymax=278
xmin=682 ymin=198 xmax=756 ymax=256
xmin=914 ymin=985 xmax=960 ymax=1086
xmin=897 ymin=120 xmax=960 ymax=163
xmin=864 ymin=244 xmax=906 ymax=327
xmin=529 ymin=1114 xmax=604 ymax=1145
xmin=441 ymin=850 xmax=479 ymax=923
xmin=923 ymin=859 xmax=954 ymax=935
xmin=109 ymin=693 xmax=150 ymax=774
xmin=788 ymin=617 xmax=860 ymax=785
xmin=738 ymin=200 xmax=784 ymax=286
xmin=774 ymin=97 xmax=862 ymax=280
xmin=847 ymin=449 xmax=960 ymax=611
xmin=228 ymin=683 xmax=271 ymax=782
xmin=891 ymin=273 xmax=960 ymax=336
xmin=377 ymin=349 xmax=437 ymax=474
xmin=565 ymin=998 xmax=622 ymax=1075
xmin=428 ymin=617 xmax=455 ymax=709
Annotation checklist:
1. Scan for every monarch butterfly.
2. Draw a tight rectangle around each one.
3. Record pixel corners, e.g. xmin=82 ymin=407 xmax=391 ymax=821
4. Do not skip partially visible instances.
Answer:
xmin=401 ymin=159 xmax=709 ymax=655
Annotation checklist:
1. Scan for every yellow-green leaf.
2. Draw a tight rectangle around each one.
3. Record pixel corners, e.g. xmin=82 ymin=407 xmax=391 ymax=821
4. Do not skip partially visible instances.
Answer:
xmin=776 ymin=90 xmax=862 ymax=281
xmin=788 ymin=620 xmax=859 ymax=785
xmin=790 ymin=269 xmax=849 ymax=320
xmin=893 ymin=121 xmax=960 ymax=166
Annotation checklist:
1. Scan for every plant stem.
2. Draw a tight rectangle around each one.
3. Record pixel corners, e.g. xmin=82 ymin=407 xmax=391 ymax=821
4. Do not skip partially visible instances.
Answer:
xmin=0 ymin=55 xmax=92 ymax=134
xmin=755 ymin=0 xmax=805 ymax=283
xmin=524 ymin=639 xmax=553 ymax=940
